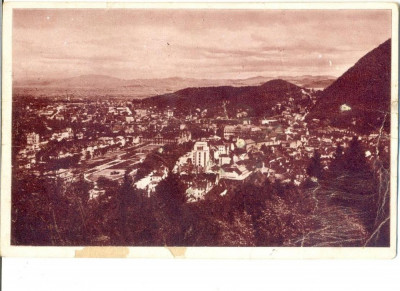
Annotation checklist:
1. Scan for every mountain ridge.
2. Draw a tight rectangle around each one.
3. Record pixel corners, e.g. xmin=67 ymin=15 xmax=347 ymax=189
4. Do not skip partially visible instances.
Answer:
xmin=13 ymin=74 xmax=336 ymax=91
xmin=307 ymin=39 xmax=391 ymax=133
xmin=142 ymin=78 xmax=311 ymax=118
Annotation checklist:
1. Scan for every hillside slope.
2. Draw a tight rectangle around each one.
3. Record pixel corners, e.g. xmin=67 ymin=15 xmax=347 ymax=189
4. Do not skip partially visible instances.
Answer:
xmin=143 ymin=79 xmax=309 ymax=117
xmin=307 ymin=39 xmax=391 ymax=133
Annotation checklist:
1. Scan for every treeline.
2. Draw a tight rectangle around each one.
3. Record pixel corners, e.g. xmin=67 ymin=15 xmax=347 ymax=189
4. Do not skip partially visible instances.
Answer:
xmin=12 ymin=173 xmax=91 ymax=245
xmin=11 ymin=137 xmax=390 ymax=247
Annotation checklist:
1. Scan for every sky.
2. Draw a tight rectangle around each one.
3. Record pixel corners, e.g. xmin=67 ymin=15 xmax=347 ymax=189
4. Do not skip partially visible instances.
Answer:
xmin=13 ymin=9 xmax=392 ymax=81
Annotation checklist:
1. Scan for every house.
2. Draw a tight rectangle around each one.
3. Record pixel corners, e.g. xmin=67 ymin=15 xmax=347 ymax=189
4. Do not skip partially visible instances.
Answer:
xmin=26 ymin=132 xmax=40 ymax=150
xmin=55 ymin=114 xmax=65 ymax=121
xmin=220 ymin=164 xmax=251 ymax=181
xmin=219 ymin=154 xmax=231 ymax=166
xmin=140 ymin=133 xmax=178 ymax=145
xmin=54 ymin=169 xmax=74 ymax=183
xmin=244 ymin=139 xmax=256 ymax=151
xmin=115 ymin=136 xmax=126 ymax=147
xmin=135 ymin=109 xmax=147 ymax=117
xmin=178 ymin=130 xmax=192 ymax=144
xmin=151 ymin=167 xmax=168 ymax=183
xmin=186 ymin=179 xmax=214 ymax=202
xmin=126 ymin=116 xmax=134 ymax=123
xmin=51 ymin=128 xmax=73 ymax=142
xmin=261 ymin=119 xmax=278 ymax=125
xmin=289 ymin=140 xmax=302 ymax=149
xmin=223 ymin=124 xmax=260 ymax=140
xmin=232 ymin=152 xmax=249 ymax=164
xmin=211 ymin=141 xmax=230 ymax=160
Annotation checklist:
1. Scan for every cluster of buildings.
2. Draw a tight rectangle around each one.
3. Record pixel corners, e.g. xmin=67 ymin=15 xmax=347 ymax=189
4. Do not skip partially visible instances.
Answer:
xmin=15 ymin=93 xmax=390 ymax=203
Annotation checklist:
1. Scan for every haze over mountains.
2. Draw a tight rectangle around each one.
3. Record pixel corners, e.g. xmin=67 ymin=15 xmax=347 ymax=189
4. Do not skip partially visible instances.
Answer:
xmin=307 ymin=39 xmax=391 ymax=132
xmin=13 ymin=74 xmax=335 ymax=99
xmin=14 ymin=36 xmax=392 ymax=134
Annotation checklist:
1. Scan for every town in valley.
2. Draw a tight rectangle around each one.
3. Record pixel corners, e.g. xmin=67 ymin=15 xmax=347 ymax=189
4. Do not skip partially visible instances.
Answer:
xmin=10 ymin=9 xmax=392 ymax=247
xmin=14 ymin=83 xmax=388 ymax=202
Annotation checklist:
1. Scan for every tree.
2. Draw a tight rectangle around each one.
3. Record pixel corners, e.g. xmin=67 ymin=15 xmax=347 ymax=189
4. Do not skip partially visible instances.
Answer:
xmin=118 ymin=172 xmax=135 ymax=243
xmin=216 ymin=127 xmax=224 ymax=139
xmin=97 ymin=177 xmax=119 ymax=194
xmin=306 ymin=150 xmax=323 ymax=180
xmin=12 ymin=174 xmax=54 ymax=245
xmin=329 ymin=143 xmax=344 ymax=176
xmin=217 ymin=210 xmax=256 ymax=246
xmin=69 ymin=175 xmax=92 ymax=243
xmin=341 ymin=137 xmax=370 ymax=173
xmin=260 ymin=144 xmax=272 ymax=156
xmin=153 ymin=173 xmax=188 ymax=245
xmin=85 ymin=151 xmax=92 ymax=161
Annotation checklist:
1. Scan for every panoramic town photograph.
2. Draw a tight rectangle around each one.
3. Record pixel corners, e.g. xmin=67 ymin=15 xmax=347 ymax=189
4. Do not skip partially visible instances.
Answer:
xmin=10 ymin=8 xmax=392 ymax=247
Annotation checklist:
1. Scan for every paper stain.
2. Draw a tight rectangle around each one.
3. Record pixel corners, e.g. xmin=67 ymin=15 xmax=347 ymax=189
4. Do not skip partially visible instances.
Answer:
xmin=75 ymin=247 xmax=129 ymax=258
xmin=167 ymin=247 xmax=187 ymax=258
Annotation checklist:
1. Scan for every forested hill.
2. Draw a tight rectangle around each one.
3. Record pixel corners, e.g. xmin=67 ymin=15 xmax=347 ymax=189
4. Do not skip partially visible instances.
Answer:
xmin=307 ymin=39 xmax=391 ymax=133
xmin=141 ymin=79 xmax=309 ymax=117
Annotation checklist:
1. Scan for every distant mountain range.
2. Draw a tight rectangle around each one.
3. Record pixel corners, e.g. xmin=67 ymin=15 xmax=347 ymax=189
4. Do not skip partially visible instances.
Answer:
xmin=13 ymin=74 xmax=335 ymax=99
xmin=307 ymin=39 xmax=391 ymax=133
xmin=144 ymin=39 xmax=392 ymax=132
xmin=14 ymin=40 xmax=391 ymax=134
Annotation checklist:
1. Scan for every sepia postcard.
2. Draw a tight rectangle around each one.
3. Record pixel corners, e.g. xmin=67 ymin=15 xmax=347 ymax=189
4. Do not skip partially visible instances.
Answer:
xmin=1 ymin=2 xmax=398 ymax=258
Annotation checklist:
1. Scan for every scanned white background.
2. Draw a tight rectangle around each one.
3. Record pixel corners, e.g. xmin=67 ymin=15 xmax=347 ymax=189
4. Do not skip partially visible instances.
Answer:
xmin=1 ymin=0 xmax=399 ymax=290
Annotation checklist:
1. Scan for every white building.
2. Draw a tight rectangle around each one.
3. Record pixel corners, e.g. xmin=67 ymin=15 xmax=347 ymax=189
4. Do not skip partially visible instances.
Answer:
xmin=51 ymin=128 xmax=73 ymax=142
xmin=135 ymin=109 xmax=147 ymax=117
xmin=126 ymin=116 xmax=134 ymax=123
xmin=289 ymin=140 xmax=302 ymax=149
xmin=166 ymin=109 xmax=174 ymax=118
xmin=220 ymin=164 xmax=251 ymax=181
xmin=192 ymin=141 xmax=211 ymax=171
xmin=261 ymin=119 xmax=278 ymax=125
xmin=26 ymin=132 xmax=40 ymax=150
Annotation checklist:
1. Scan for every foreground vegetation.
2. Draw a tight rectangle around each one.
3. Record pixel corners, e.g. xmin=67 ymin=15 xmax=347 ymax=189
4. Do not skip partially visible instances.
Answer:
xmin=12 ymin=137 xmax=390 ymax=247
